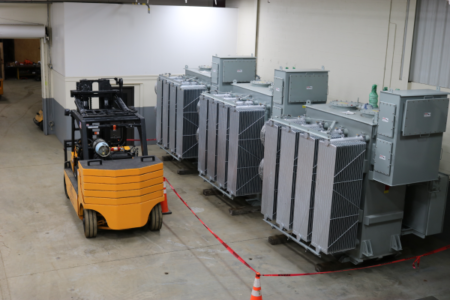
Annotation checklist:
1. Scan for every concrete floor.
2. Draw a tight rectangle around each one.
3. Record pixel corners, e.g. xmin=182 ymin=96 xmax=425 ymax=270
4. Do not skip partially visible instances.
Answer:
xmin=0 ymin=80 xmax=449 ymax=300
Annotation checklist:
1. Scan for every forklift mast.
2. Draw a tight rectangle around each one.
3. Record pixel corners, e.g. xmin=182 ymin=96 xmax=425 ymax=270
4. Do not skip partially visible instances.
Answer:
xmin=64 ymin=78 xmax=148 ymax=170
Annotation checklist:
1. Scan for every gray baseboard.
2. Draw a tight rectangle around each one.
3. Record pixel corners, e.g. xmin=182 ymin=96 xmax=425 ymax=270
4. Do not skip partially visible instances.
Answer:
xmin=42 ymin=98 xmax=56 ymax=136
xmin=135 ymin=106 xmax=157 ymax=146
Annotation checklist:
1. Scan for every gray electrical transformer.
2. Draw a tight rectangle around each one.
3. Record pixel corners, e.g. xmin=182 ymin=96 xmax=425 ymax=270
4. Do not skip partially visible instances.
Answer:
xmin=197 ymin=93 xmax=267 ymax=198
xmin=261 ymin=89 xmax=450 ymax=264
xmin=155 ymin=74 xmax=207 ymax=159
xmin=373 ymin=90 xmax=449 ymax=186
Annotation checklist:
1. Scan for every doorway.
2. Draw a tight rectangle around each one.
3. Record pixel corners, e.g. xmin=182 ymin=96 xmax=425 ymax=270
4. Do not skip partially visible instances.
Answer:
xmin=1 ymin=39 xmax=41 ymax=81
xmin=0 ymin=38 xmax=42 ymax=133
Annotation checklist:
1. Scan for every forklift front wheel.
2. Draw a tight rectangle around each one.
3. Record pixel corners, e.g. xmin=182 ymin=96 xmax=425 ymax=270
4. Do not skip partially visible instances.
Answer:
xmin=83 ymin=209 xmax=98 ymax=238
xmin=63 ymin=177 xmax=69 ymax=200
xmin=148 ymin=203 xmax=163 ymax=231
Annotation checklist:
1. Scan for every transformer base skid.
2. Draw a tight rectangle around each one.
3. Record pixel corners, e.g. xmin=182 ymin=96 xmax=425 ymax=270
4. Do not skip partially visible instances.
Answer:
xmin=159 ymin=145 xmax=198 ymax=175
xmin=201 ymin=183 xmax=261 ymax=216
xmin=264 ymin=219 xmax=322 ymax=257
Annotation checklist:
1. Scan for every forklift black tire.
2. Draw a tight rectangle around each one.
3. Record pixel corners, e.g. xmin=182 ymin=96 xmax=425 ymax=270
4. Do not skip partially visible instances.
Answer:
xmin=39 ymin=122 xmax=43 ymax=131
xmin=148 ymin=203 xmax=163 ymax=231
xmin=64 ymin=176 xmax=69 ymax=200
xmin=83 ymin=209 xmax=98 ymax=238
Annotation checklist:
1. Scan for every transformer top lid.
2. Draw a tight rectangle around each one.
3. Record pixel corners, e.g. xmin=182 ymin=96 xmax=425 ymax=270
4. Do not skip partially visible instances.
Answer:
xmin=232 ymin=82 xmax=273 ymax=97
xmin=213 ymin=55 xmax=256 ymax=59
xmin=306 ymin=103 xmax=376 ymax=126
xmin=380 ymin=89 xmax=449 ymax=97
xmin=185 ymin=67 xmax=212 ymax=76
xmin=275 ymin=68 xmax=329 ymax=73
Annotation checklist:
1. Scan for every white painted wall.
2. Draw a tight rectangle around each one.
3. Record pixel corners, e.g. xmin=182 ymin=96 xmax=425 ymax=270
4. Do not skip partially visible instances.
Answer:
xmin=50 ymin=3 xmax=65 ymax=76
xmin=49 ymin=2 xmax=240 ymax=112
xmin=63 ymin=3 xmax=238 ymax=77
xmin=227 ymin=0 xmax=257 ymax=56
xmin=256 ymin=0 xmax=398 ymax=103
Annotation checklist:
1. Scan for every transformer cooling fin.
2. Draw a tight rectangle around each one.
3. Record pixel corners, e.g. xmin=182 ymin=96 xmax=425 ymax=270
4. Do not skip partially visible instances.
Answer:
xmin=292 ymin=133 xmax=320 ymax=242
xmin=217 ymin=103 xmax=231 ymax=189
xmin=261 ymin=122 xmax=282 ymax=221
xmin=156 ymin=78 xmax=163 ymax=144
xmin=227 ymin=107 xmax=265 ymax=197
xmin=197 ymin=96 xmax=209 ymax=174
xmin=276 ymin=127 xmax=300 ymax=230
xmin=207 ymin=100 xmax=219 ymax=182
xmin=169 ymin=83 xmax=178 ymax=153
xmin=311 ymin=140 xmax=366 ymax=255
xmin=176 ymin=88 xmax=205 ymax=159
xmin=162 ymin=80 xmax=171 ymax=149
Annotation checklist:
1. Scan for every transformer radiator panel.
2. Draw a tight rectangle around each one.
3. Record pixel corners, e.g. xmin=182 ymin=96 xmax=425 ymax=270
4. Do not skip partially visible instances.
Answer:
xmin=207 ymin=101 xmax=219 ymax=182
xmin=227 ymin=107 xmax=265 ymax=197
xmin=311 ymin=140 xmax=366 ymax=255
xmin=156 ymin=78 xmax=163 ymax=144
xmin=261 ymin=122 xmax=282 ymax=221
xmin=292 ymin=134 xmax=320 ymax=242
xmin=169 ymin=83 xmax=178 ymax=152
xmin=197 ymin=96 xmax=208 ymax=175
xmin=175 ymin=87 xmax=205 ymax=159
xmin=216 ymin=103 xmax=230 ymax=189
xmin=162 ymin=80 xmax=171 ymax=149
xmin=276 ymin=128 xmax=300 ymax=230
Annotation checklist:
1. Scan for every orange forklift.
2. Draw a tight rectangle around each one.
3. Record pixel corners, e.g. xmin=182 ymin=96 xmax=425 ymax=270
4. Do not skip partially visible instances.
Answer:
xmin=63 ymin=78 xmax=164 ymax=238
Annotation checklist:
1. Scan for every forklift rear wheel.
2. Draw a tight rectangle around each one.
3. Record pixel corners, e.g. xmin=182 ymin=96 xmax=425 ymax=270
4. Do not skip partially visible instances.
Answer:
xmin=148 ymin=203 xmax=163 ymax=231
xmin=63 ymin=177 xmax=69 ymax=199
xmin=83 ymin=209 xmax=98 ymax=238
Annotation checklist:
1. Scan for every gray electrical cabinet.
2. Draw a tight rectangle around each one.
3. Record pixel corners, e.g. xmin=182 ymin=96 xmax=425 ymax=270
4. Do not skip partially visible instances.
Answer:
xmin=211 ymin=56 xmax=256 ymax=92
xmin=373 ymin=90 xmax=449 ymax=186
xmin=403 ymin=173 xmax=449 ymax=238
xmin=272 ymin=69 xmax=328 ymax=117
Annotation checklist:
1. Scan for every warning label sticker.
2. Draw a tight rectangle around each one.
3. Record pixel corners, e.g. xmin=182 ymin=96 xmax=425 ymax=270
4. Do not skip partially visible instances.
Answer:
xmin=307 ymin=86 xmax=313 ymax=90
xmin=424 ymin=112 xmax=431 ymax=117
xmin=379 ymin=155 xmax=386 ymax=160
xmin=237 ymin=69 xmax=243 ymax=73
xmin=382 ymin=117 xmax=389 ymax=123
xmin=276 ymin=88 xmax=280 ymax=92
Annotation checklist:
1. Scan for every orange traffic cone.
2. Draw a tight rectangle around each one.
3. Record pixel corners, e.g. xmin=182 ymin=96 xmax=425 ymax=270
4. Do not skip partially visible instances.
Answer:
xmin=161 ymin=178 xmax=172 ymax=215
xmin=250 ymin=272 xmax=262 ymax=300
